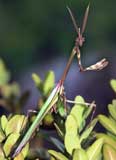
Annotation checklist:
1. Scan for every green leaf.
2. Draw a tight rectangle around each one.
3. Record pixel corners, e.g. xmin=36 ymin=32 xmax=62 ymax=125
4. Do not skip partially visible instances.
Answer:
xmin=70 ymin=96 xmax=86 ymax=131
xmin=32 ymin=73 xmax=42 ymax=91
xmin=95 ymin=133 xmax=116 ymax=150
xmin=43 ymin=71 xmax=55 ymax=96
xmin=21 ymin=142 xmax=29 ymax=158
xmin=94 ymin=152 xmax=102 ymax=160
xmin=65 ymin=134 xmax=80 ymax=155
xmin=112 ymin=100 xmax=116 ymax=109
xmin=107 ymin=131 xmax=116 ymax=141
xmin=98 ymin=114 xmax=116 ymax=135
xmin=87 ymin=138 xmax=103 ymax=160
xmin=73 ymin=149 xmax=88 ymax=160
xmin=83 ymin=106 xmax=93 ymax=120
xmin=48 ymin=150 xmax=68 ymax=160
xmin=79 ymin=120 xmax=86 ymax=133
xmin=3 ymin=133 xmax=20 ymax=157
xmin=103 ymin=144 xmax=116 ymax=160
xmin=5 ymin=115 xmax=27 ymax=136
xmin=1 ymin=83 xmax=20 ymax=98
xmin=10 ymin=82 xmax=20 ymax=96
xmin=50 ymin=156 xmax=56 ymax=160
xmin=57 ymin=98 xmax=66 ymax=117
xmin=110 ymin=79 xmax=116 ymax=93
xmin=80 ymin=118 xmax=98 ymax=143
xmin=65 ymin=114 xmax=78 ymax=134
xmin=108 ymin=104 xmax=116 ymax=121
xmin=0 ymin=59 xmax=10 ymax=86
xmin=65 ymin=115 xmax=80 ymax=155
xmin=0 ymin=145 xmax=5 ymax=159
xmin=1 ymin=115 xmax=8 ymax=131
xmin=14 ymin=153 xmax=24 ymax=160
xmin=0 ymin=127 xmax=5 ymax=143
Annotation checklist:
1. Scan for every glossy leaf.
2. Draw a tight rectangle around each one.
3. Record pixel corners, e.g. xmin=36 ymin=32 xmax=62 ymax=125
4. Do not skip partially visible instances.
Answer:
xmin=5 ymin=115 xmax=27 ymax=136
xmin=107 ymin=131 xmax=116 ymax=141
xmin=70 ymin=96 xmax=86 ymax=130
xmin=65 ymin=115 xmax=80 ymax=155
xmin=0 ymin=59 xmax=10 ymax=86
xmin=32 ymin=73 xmax=42 ymax=91
xmin=94 ymin=152 xmax=102 ymax=160
xmin=3 ymin=133 xmax=20 ymax=157
xmin=79 ymin=120 xmax=86 ymax=133
xmin=14 ymin=153 xmax=24 ymax=160
xmin=98 ymin=115 xmax=116 ymax=135
xmin=65 ymin=114 xmax=78 ymax=134
xmin=108 ymin=104 xmax=116 ymax=121
xmin=65 ymin=134 xmax=80 ymax=155
xmin=83 ymin=106 xmax=93 ymax=120
xmin=43 ymin=71 xmax=55 ymax=96
xmin=1 ymin=83 xmax=20 ymax=98
xmin=110 ymin=79 xmax=116 ymax=93
xmin=50 ymin=156 xmax=56 ymax=160
xmin=57 ymin=98 xmax=66 ymax=117
xmin=86 ymin=138 xmax=103 ymax=160
xmin=103 ymin=144 xmax=116 ymax=160
xmin=1 ymin=115 xmax=8 ymax=131
xmin=73 ymin=149 xmax=88 ymax=160
xmin=112 ymin=99 xmax=116 ymax=109
xmin=0 ymin=127 xmax=5 ymax=143
xmin=95 ymin=133 xmax=116 ymax=150
xmin=80 ymin=118 xmax=98 ymax=143
xmin=21 ymin=143 xmax=29 ymax=158
xmin=0 ymin=145 xmax=5 ymax=159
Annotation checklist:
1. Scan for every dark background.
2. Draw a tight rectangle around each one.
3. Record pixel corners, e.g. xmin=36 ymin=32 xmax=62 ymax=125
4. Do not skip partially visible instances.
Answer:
xmin=0 ymin=0 xmax=116 ymax=113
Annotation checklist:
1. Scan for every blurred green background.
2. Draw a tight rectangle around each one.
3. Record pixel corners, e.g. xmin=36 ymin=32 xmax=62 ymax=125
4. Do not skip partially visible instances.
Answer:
xmin=0 ymin=0 xmax=115 ymax=74
xmin=0 ymin=0 xmax=116 ymax=116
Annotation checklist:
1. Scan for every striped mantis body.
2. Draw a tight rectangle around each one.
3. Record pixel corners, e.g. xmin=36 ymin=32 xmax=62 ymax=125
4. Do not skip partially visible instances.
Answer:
xmin=12 ymin=4 xmax=108 ymax=158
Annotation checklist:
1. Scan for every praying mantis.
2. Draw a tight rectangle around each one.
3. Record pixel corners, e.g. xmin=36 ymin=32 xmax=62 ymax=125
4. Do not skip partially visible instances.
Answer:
xmin=12 ymin=4 xmax=108 ymax=158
